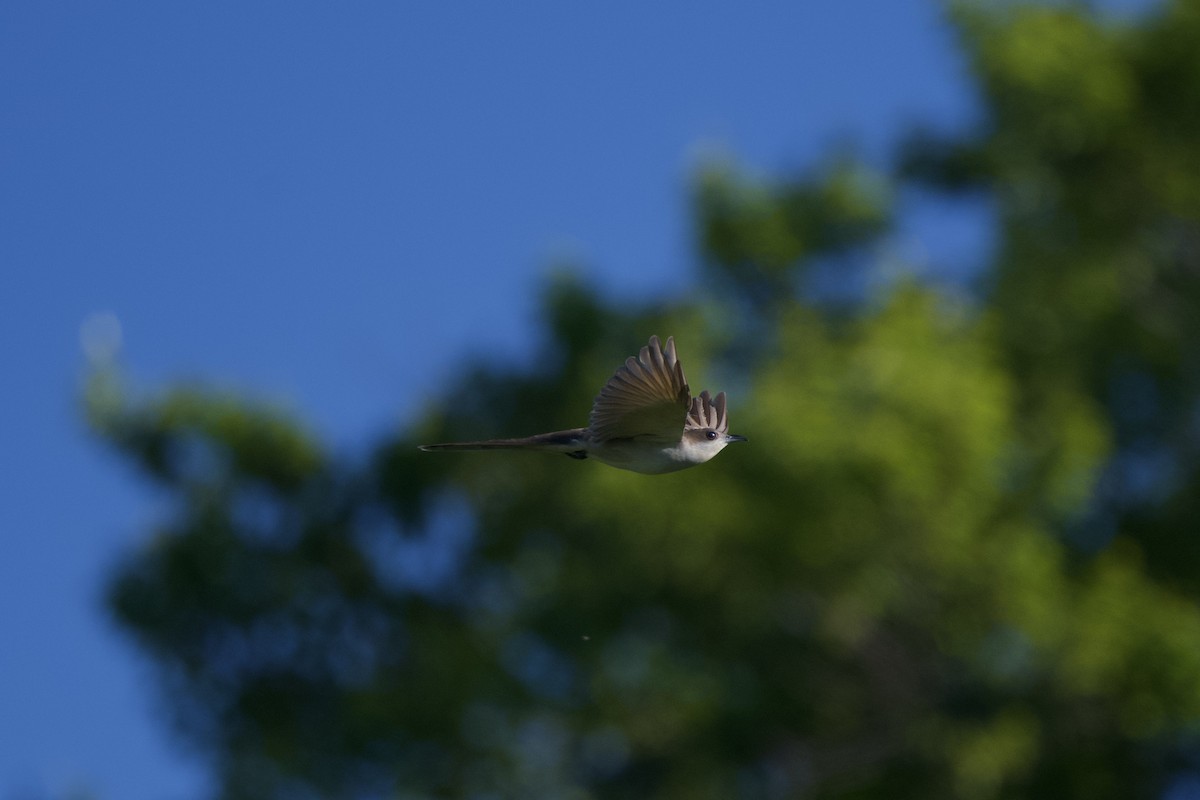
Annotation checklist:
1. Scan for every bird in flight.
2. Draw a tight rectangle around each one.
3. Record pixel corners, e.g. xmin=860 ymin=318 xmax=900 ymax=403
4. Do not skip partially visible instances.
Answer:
xmin=420 ymin=335 xmax=746 ymax=474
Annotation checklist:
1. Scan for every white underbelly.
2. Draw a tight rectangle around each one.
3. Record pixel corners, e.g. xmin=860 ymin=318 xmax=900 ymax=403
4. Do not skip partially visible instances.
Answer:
xmin=588 ymin=440 xmax=695 ymax=474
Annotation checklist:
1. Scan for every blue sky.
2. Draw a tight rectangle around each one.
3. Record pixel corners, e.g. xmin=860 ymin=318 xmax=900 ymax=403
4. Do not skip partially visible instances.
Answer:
xmin=0 ymin=2 xmax=987 ymax=797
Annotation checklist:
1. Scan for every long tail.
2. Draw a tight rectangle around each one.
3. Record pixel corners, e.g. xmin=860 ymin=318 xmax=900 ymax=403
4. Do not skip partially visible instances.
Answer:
xmin=419 ymin=428 xmax=589 ymax=459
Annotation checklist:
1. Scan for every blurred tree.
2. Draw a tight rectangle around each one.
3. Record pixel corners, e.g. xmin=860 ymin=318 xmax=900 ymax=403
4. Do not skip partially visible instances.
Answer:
xmin=92 ymin=1 xmax=1200 ymax=798
xmin=905 ymin=0 xmax=1200 ymax=579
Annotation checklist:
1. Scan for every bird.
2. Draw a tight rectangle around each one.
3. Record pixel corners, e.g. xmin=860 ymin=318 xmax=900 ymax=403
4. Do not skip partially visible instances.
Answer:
xmin=419 ymin=335 xmax=746 ymax=474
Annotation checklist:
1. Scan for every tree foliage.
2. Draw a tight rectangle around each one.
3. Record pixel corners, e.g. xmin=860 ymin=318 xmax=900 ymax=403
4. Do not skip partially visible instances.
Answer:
xmin=92 ymin=2 xmax=1200 ymax=798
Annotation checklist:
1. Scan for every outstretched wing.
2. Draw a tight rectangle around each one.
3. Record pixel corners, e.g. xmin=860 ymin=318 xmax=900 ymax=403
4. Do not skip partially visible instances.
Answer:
xmin=588 ymin=335 xmax=690 ymax=443
xmin=686 ymin=390 xmax=729 ymax=434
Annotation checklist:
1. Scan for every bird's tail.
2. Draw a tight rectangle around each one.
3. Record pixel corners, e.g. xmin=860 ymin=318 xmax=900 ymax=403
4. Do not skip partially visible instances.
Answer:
xmin=419 ymin=428 xmax=589 ymax=456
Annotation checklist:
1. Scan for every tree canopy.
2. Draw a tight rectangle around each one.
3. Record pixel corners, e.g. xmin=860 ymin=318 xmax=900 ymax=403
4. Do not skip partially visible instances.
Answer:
xmin=91 ymin=2 xmax=1200 ymax=798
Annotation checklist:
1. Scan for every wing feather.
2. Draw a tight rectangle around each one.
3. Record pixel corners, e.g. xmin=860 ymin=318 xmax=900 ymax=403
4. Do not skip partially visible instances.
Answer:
xmin=686 ymin=390 xmax=729 ymax=434
xmin=589 ymin=335 xmax=690 ymax=442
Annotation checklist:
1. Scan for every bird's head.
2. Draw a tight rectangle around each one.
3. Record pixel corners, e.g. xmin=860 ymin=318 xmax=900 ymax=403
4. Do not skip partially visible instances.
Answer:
xmin=681 ymin=390 xmax=746 ymax=462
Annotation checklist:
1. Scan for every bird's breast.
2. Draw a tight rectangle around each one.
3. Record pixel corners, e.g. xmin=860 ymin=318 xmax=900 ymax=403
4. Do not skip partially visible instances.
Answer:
xmin=586 ymin=438 xmax=701 ymax=475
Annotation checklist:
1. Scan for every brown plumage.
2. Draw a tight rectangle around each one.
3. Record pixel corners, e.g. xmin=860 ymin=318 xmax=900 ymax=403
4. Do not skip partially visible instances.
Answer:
xmin=419 ymin=335 xmax=745 ymax=474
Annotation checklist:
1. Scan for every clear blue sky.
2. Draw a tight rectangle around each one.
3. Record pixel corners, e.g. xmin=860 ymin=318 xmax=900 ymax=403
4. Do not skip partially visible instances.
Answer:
xmin=0 ymin=2 xmax=991 ymax=797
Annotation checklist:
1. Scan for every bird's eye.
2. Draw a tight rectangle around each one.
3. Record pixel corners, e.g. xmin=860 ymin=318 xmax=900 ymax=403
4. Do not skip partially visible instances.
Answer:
xmin=706 ymin=430 xmax=718 ymax=441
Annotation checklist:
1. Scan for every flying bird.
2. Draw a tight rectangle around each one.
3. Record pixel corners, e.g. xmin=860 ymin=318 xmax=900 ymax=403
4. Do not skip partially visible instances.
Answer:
xmin=419 ymin=335 xmax=746 ymax=474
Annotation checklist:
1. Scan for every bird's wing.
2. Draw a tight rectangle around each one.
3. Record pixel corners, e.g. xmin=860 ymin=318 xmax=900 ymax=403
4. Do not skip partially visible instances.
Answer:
xmin=686 ymin=390 xmax=729 ymax=433
xmin=589 ymin=335 xmax=691 ymax=443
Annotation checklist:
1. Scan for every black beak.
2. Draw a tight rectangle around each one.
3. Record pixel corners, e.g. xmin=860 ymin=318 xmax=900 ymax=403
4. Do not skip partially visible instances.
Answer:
xmin=725 ymin=434 xmax=747 ymax=443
